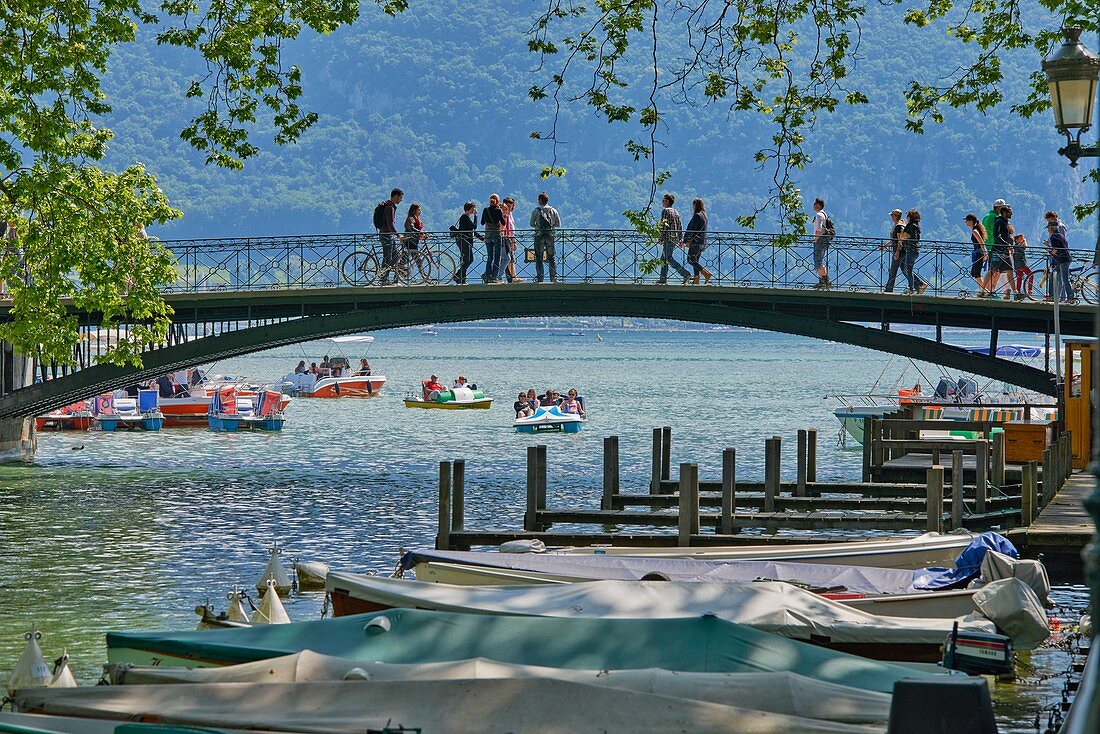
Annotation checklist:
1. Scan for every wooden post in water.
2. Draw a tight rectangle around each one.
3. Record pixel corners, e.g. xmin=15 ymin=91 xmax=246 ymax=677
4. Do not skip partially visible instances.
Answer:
xmin=861 ymin=418 xmax=873 ymax=482
xmin=764 ymin=436 xmax=780 ymax=512
xmin=951 ymin=450 xmax=964 ymax=531
xmin=807 ymin=429 xmax=817 ymax=483
xmin=437 ymin=460 xmax=452 ymax=550
xmin=926 ymin=466 xmax=944 ymax=533
xmin=690 ymin=464 xmax=701 ymax=534
xmin=1021 ymin=461 xmax=1036 ymax=527
xmin=721 ymin=448 xmax=736 ymax=535
xmin=796 ymin=429 xmax=808 ymax=497
xmin=451 ymin=459 xmax=465 ymax=532
xmin=975 ymin=440 xmax=988 ymax=514
xmin=991 ymin=431 xmax=1005 ymax=489
xmin=536 ymin=444 xmax=548 ymax=527
xmin=525 ymin=446 xmax=540 ymax=531
xmin=661 ymin=426 xmax=672 ymax=481
xmin=601 ymin=436 xmax=619 ymax=510
xmin=650 ymin=428 xmax=662 ymax=494
xmin=678 ymin=462 xmax=696 ymax=546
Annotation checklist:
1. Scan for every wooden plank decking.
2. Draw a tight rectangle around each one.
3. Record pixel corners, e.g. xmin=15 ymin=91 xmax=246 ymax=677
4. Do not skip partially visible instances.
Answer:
xmin=1026 ymin=472 xmax=1097 ymax=552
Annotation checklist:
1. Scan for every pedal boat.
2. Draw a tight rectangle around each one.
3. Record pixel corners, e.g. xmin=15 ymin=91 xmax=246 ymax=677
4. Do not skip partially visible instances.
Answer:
xmin=404 ymin=384 xmax=492 ymax=410
xmin=514 ymin=405 xmax=586 ymax=433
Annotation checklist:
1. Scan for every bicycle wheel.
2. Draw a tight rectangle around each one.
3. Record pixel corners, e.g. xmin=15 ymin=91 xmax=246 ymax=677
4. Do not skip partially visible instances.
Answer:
xmin=341 ymin=251 xmax=379 ymax=285
xmin=431 ymin=252 xmax=457 ymax=284
xmin=1028 ymin=270 xmax=1049 ymax=301
xmin=1079 ymin=270 xmax=1098 ymax=304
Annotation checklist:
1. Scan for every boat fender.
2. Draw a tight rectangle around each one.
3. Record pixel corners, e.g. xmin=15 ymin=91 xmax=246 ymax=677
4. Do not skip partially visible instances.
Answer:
xmin=364 ymin=616 xmax=392 ymax=635
xmin=343 ymin=667 xmax=371 ymax=681
xmin=252 ymin=579 xmax=291 ymax=625
xmin=498 ymin=539 xmax=547 ymax=554
xmin=8 ymin=627 xmax=51 ymax=693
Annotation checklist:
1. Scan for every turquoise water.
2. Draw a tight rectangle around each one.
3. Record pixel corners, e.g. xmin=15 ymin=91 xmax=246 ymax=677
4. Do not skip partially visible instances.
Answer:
xmin=0 ymin=325 xmax=1087 ymax=730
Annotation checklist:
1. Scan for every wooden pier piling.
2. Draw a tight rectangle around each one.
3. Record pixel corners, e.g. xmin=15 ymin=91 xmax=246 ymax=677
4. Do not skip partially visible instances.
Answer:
xmin=1042 ymin=447 xmax=1054 ymax=505
xmin=764 ymin=436 xmax=780 ymax=512
xmin=862 ymin=419 xmax=873 ymax=482
xmin=807 ymin=429 xmax=817 ymax=482
xmin=951 ymin=450 xmax=964 ymax=530
xmin=991 ymin=431 xmax=1005 ymax=488
xmin=525 ymin=445 xmax=548 ymax=531
xmin=452 ymin=459 xmax=465 ymax=531
xmin=650 ymin=428 xmax=662 ymax=494
xmin=437 ymin=460 xmax=452 ymax=550
xmin=661 ymin=426 xmax=672 ymax=481
xmin=602 ymin=436 xmax=619 ymax=510
xmin=721 ymin=448 xmax=736 ymax=535
xmin=926 ymin=466 xmax=944 ymax=533
xmin=975 ymin=440 xmax=988 ymax=513
xmin=677 ymin=463 xmax=700 ymax=546
xmin=796 ymin=429 xmax=808 ymax=497
xmin=1021 ymin=461 xmax=1037 ymax=526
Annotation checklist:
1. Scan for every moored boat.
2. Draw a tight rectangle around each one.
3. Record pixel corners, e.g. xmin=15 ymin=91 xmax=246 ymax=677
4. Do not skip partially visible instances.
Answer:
xmin=323 ymin=573 xmax=995 ymax=661
xmin=34 ymin=401 xmax=94 ymax=432
xmin=103 ymin=608 xmax=940 ymax=692
xmin=94 ymin=391 xmax=164 ymax=432
xmin=207 ymin=388 xmax=286 ymax=432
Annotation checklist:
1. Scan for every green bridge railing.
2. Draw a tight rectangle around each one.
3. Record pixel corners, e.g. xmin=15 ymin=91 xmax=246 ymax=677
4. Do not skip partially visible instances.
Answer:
xmin=161 ymin=229 xmax=1099 ymax=302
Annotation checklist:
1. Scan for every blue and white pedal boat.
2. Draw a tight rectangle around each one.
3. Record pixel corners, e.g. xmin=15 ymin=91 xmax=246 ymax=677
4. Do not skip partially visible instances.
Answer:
xmin=514 ymin=405 xmax=586 ymax=434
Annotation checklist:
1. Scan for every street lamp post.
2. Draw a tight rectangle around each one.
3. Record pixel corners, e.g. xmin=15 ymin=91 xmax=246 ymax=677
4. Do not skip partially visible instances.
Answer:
xmin=1043 ymin=25 xmax=1100 ymax=734
xmin=1043 ymin=27 xmax=1100 ymax=167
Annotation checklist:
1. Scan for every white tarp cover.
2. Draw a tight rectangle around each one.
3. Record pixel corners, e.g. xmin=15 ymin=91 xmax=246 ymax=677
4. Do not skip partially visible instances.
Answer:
xmin=328 ymin=335 xmax=374 ymax=344
xmin=108 ymin=651 xmax=892 ymax=725
xmin=402 ymin=548 xmax=932 ymax=593
xmin=979 ymin=550 xmax=1051 ymax=605
xmin=972 ymin=578 xmax=1050 ymax=650
xmin=14 ymin=678 xmax=884 ymax=734
xmin=327 ymin=573 xmax=993 ymax=645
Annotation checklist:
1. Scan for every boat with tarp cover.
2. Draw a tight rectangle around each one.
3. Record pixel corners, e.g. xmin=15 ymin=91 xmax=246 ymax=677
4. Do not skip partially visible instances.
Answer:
xmin=104 ymin=608 xmax=942 ymax=693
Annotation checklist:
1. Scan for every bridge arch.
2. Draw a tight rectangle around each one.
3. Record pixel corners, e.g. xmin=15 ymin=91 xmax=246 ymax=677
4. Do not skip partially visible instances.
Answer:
xmin=0 ymin=285 xmax=1059 ymax=418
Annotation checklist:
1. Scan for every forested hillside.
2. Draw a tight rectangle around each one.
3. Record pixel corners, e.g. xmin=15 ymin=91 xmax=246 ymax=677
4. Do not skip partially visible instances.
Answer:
xmin=100 ymin=1 xmax=1095 ymax=243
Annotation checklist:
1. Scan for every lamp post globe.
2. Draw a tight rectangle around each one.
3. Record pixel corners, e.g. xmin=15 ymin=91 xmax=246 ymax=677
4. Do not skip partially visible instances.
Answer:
xmin=1043 ymin=27 xmax=1100 ymax=167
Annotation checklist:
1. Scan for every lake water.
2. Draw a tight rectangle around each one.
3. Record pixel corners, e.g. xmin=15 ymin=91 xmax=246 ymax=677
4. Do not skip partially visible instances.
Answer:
xmin=0 ymin=325 xmax=1089 ymax=731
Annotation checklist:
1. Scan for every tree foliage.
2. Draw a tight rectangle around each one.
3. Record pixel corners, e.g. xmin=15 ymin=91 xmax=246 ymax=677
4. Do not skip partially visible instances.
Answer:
xmin=526 ymin=0 xmax=1099 ymax=237
xmin=0 ymin=0 xmax=386 ymax=367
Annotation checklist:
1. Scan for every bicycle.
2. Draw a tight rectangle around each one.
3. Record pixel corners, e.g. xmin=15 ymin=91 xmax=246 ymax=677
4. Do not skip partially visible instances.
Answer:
xmin=1027 ymin=263 xmax=1098 ymax=303
xmin=340 ymin=235 xmax=458 ymax=286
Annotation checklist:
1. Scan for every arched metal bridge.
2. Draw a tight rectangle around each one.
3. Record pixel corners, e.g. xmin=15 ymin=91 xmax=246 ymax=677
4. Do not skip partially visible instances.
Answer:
xmin=0 ymin=229 xmax=1094 ymax=418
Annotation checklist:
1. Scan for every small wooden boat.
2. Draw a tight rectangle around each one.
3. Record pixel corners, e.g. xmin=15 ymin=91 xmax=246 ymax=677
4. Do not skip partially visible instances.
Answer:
xmin=104 ymin=608 xmax=939 ymax=693
xmin=324 ymin=573 xmax=992 ymax=662
xmin=403 ymin=383 xmax=492 ymax=410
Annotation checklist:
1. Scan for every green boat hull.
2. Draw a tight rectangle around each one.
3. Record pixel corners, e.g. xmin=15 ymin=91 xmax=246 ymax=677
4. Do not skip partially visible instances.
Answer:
xmin=106 ymin=609 xmax=934 ymax=693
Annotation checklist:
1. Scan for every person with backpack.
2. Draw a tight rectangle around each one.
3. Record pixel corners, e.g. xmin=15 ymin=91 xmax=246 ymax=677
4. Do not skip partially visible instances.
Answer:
xmin=480 ymin=194 xmax=506 ymax=284
xmin=450 ymin=201 xmax=483 ymax=284
xmin=900 ymin=209 xmax=928 ymax=295
xmin=372 ymin=188 xmax=403 ymax=284
xmin=655 ymin=193 xmax=689 ymax=284
xmin=811 ymin=197 xmax=835 ymax=289
xmin=529 ymin=192 xmax=561 ymax=283
xmin=982 ymin=204 xmax=1016 ymax=299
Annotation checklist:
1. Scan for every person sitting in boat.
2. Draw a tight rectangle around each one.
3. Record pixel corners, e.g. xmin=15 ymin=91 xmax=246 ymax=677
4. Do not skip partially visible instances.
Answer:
xmin=320 ymin=355 xmax=331 ymax=376
xmin=308 ymin=362 xmax=320 ymax=376
xmin=423 ymin=374 xmax=446 ymax=401
xmin=539 ymin=389 xmax=557 ymax=407
xmin=156 ymin=374 xmax=175 ymax=398
xmin=355 ymin=358 xmax=372 ymax=376
xmin=455 ymin=375 xmax=468 ymax=388
xmin=515 ymin=392 xmax=535 ymax=419
xmin=294 ymin=360 xmax=307 ymax=374
xmin=560 ymin=389 xmax=585 ymax=417
xmin=526 ymin=388 xmax=539 ymax=411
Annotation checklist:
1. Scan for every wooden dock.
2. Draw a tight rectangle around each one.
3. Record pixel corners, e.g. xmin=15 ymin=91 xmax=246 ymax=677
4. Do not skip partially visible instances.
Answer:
xmin=434 ymin=426 xmax=1079 ymax=552
xmin=1025 ymin=472 xmax=1096 ymax=552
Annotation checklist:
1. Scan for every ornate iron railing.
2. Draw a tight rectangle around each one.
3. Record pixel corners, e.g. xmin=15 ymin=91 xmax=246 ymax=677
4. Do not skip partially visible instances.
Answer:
xmin=160 ymin=229 xmax=1097 ymax=299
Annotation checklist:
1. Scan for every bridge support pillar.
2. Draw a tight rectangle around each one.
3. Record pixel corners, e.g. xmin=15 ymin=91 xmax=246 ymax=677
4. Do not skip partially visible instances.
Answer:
xmin=0 ymin=343 xmax=35 ymax=460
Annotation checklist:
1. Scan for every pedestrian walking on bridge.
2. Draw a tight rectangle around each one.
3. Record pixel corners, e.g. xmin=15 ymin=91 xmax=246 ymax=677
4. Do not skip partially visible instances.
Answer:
xmin=656 ymin=193 xmax=689 ymax=284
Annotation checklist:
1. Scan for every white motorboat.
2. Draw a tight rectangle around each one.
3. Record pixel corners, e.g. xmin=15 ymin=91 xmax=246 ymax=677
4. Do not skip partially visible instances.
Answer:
xmin=280 ymin=336 xmax=386 ymax=398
